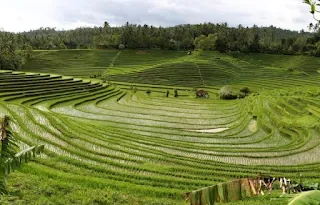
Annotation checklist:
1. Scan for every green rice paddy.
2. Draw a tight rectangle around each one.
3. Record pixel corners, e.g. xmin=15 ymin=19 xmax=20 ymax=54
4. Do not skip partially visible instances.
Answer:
xmin=0 ymin=49 xmax=319 ymax=204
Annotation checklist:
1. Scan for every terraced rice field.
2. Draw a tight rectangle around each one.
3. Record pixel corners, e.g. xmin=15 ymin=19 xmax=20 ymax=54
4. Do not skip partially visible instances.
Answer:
xmin=1 ymin=50 xmax=320 ymax=204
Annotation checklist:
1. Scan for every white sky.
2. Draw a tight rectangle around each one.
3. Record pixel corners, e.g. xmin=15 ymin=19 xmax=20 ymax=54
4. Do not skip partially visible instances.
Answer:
xmin=0 ymin=0 xmax=314 ymax=32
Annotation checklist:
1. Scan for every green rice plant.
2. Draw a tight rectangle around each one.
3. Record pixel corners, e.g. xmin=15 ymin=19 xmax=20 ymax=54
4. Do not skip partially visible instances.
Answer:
xmin=0 ymin=51 xmax=320 ymax=204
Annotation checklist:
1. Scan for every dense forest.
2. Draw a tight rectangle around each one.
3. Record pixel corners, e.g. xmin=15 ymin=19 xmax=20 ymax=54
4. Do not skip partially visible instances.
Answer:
xmin=1 ymin=21 xmax=320 ymax=70
xmin=0 ymin=32 xmax=32 ymax=70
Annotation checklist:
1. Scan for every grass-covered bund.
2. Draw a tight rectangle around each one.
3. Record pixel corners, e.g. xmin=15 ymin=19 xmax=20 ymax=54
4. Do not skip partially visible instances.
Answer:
xmin=0 ymin=49 xmax=319 ymax=204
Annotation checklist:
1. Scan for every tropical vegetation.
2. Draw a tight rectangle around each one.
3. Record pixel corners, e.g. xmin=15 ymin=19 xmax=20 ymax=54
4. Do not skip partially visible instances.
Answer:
xmin=0 ymin=49 xmax=318 ymax=204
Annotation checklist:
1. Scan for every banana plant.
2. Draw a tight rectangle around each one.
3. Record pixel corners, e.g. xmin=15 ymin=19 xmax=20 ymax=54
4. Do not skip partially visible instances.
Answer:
xmin=0 ymin=116 xmax=44 ymax=196
xmin=303 ymin=0 xmax=320 ymax=29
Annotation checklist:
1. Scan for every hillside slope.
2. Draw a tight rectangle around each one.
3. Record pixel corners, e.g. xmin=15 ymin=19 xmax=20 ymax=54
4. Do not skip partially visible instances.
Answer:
xmin=21 ymin=50 xmax=320 ymax=91
xmin=0 ymin=50 xmax=318 ymax=205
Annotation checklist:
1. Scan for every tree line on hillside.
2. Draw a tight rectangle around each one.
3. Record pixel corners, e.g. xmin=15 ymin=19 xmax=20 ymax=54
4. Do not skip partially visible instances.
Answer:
xmin=0 ymin=32 xmax=32 ymax=70
xmin=2 ymin=21 xmax=320 ymax=70
xmin=19 ymin=22 xmax=314 ymax=54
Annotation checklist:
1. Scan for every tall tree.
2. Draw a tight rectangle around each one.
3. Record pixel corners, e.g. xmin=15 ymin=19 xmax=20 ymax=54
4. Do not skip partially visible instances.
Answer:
xmin=249 ymin=33 xmax=261 ymax=53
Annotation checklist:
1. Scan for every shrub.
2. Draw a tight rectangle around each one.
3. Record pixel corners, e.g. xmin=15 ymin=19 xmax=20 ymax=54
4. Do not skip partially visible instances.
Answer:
xmin=174 ymin=89 xmax=178 ymax=97
xmin=133 ymin=86 xmax=137 ymax=93
xmin=25 ymin=45 xmax=33 ymax=60
xmin=240 ymin=87 xmax=250 ymax=95
xmin=59 ymin=43 xmax=67 ymax=50
xmin=229 ymin=51 xmax=241 ymax=58
xmin=118 ymin=44 xmax=125 ymax=50
xmin=238 ymin=92 xmax=246 ymax=99
xmin=101 ymin=76 xmax=108 ymax=83
xmin=219 ymin=86 xmax=238 ymax=100
xmin=168 ymin=39 xmax=180 ymax=50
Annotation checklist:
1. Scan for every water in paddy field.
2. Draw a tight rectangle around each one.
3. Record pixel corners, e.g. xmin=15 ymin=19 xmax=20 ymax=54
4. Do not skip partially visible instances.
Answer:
xmin=1 ymin=50 xmax=320 ymax=205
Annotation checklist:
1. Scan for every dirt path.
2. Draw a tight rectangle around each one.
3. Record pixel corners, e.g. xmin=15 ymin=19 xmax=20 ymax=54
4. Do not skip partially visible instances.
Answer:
xmin=103 ymin=51 xmax=122 ymax=77
xmin=109 ymin=51 xmax=122 ymax=68
xmin=194 ymin=62 xmax=206 ymax=87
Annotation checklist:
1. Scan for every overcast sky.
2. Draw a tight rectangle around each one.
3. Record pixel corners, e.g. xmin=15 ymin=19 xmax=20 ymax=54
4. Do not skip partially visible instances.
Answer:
xmin=0 ymin=0 xmax=315 ymax=32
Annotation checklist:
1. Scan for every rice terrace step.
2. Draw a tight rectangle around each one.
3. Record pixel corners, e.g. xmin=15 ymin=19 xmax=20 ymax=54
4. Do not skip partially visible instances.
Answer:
xmin=0 ymin=49 xmax=319 ymax=204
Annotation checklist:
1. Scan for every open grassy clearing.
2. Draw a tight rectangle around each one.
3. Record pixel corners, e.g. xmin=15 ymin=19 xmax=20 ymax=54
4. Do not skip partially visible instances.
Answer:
xmin=1 ymin=50 xmax=320 ymax=204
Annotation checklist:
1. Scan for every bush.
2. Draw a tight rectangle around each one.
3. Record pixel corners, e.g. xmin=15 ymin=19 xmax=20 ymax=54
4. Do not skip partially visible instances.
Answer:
xmin=118 ymin=44 xmax=125 ymax=50
xmin=168 ymin=39 xmax=180 ymax=50
xmin=59 ymin=43 xmax=67 ymax=50
xmin=240 ymin=87 xmax=250 ymax=95
xmin=238 ymin=92 xmax=246 ymax=99
xmin=229 ymin=51 xmax=241 ymax=58
xmin=0 ymin=52 xmax=23 ymax=70
xmin=174 ymin=89 xmax=178 ymax=97
xmin=133 ymin=86 xmax=137 ymax=93
xmin=25 ymin=45 xmax=33 ymax=60
xmin=90 ymin=72 xmax=102 ymax=78
xmin=130 ymin=86 xmax=137 ymax=93
xmin=219 ymin=86 xmax=238 ymax=100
